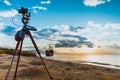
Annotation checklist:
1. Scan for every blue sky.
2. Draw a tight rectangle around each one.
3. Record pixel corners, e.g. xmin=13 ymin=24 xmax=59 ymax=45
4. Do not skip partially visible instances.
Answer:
xmin=0 ymin=0 xmax=120 ymax=49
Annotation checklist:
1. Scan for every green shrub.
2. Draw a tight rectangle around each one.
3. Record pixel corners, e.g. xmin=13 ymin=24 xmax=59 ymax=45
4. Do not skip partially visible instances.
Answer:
xmin=0 ymin=49 xmax=4 ymax=54
xmin=0 ymin=47 xmax=36 ymax=57
xmin=4 ymin=48 xmax=14 ymax=55
xmin=22 ymin=51 xmax=36 ymax=56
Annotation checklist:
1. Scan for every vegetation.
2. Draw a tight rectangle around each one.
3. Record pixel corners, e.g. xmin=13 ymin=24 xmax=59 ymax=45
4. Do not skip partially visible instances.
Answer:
xmin=0 ymin=48 xmax=5 ymax=54
xmin=0 ymin=47 xmax=36 ymax=57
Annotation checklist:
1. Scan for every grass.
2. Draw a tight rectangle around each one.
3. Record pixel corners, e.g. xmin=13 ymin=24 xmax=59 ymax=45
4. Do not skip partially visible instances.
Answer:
xmin=0 ymin=47 xmax=36 ymax=57
xmin=0 ymin=48 xmax=5 ymax=54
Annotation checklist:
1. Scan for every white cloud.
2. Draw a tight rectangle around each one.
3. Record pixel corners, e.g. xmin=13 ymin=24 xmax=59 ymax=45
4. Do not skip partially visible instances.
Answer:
xmin=87 ymin=21 xmax=120 ymax=30
xmin=4 ymin=0 xmax=12 ymax=6
xmin=51 ymin=23 xmax=120 ymax=41
xmin=79 ymin=27 xmax=90 ymax=33
xmin=32 ymin=6 xmax=47 ymax=13
xmin=101 ymin=32 xmax=118 ymax=37
xmin=52 ymin=25 xmax=69 ymax=33
xmin=107 ymin=0 xmax=111 ymax=2
xmin=0 ymin=22 xmax=5 ymax=30
xmin=85 ymin=21 xmax=120 ymax=44
xmin=0 ymin=9 xmax=18 ymax=18
xmin=87 ymin=21 xmax=102 ymax=28
xmin=50 ymin=36 xmax=79 ymax=42
xmin=41 ymin=0 xmax=51 ymax=4
xmin=33 ymin=9 xmax=37 ymax=14
xmin=83 ymin=0 xmax=111 ymax=7
xmin=0 ymin=32 xmax=15 ymax=48
xmin=32 ymin=6 xmax=47 ymax=11
xmin=104 ymin=22 xmax=120 ymax=29
xmin=102 ymin=32 xmax=112 ymax=36
xmin=51 ymin=25 xmax=90 ymax=36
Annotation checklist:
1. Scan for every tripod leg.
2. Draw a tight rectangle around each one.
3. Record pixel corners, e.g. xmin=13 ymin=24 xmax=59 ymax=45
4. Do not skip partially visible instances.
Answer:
xmin=5 ymin=41 xmax=21 ymax=80
xmin=28 ymin=31 xmax=53 ymax=80
xmin=13 ymin=40 xmax=23 ymax=80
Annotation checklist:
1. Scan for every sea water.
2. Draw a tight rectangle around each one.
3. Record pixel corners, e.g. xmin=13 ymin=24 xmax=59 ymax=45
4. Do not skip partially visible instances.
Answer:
xmin=43 ymin=53 xmax=120 ymax=69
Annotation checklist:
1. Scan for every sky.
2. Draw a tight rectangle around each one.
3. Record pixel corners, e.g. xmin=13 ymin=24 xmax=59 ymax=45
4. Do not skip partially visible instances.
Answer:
xmin=0 ymin=0 xmax=120 ymax=50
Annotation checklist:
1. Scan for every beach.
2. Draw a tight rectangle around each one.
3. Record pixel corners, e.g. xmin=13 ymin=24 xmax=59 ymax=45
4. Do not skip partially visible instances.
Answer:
xmin=0 ymin=53 xmax=120 ymax=80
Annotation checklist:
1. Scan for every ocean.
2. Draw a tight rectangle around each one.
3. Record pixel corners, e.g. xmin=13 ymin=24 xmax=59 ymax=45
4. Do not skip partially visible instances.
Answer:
xmin=42 ymin=53 xmax=120 ymax=69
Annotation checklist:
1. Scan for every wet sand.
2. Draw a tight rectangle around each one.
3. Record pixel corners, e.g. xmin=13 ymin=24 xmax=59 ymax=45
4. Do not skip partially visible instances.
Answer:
xmin=0 ymin=54 xmax=120 ymax=80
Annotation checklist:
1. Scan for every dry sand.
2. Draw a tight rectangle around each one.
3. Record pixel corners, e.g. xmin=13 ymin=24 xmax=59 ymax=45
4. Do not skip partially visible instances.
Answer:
xmin=0 ymin=54 xmax=120 ymax=80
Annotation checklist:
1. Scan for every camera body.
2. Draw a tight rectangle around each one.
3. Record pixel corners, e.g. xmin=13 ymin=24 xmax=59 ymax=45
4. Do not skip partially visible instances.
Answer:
xmin=18 ymin=7 xmax=30 ymax=24
xmin=18 ymin=7 xmax=28 ymax=14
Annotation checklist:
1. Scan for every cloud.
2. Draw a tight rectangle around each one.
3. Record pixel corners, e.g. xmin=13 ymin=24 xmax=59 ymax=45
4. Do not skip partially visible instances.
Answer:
xmin=0 ymin=22 xmax=5 ymax=30
xmin=50 ymin=22 xmax=120 ymax=43
xmin=101 ymin=32 xmax=118 ymax=37
xmin=87 ymin=21 xmax=102 ymax=28
xmin=0 ymin=25 xmax=17 ymax=48
xmin=52 ymin=25 xmax=86 ymax=36
xmin=41 ymin=0 xmax=51 ymax=4
xmin=1 ymin=26 xmax=16 ymax=36
xmin=36 ymin=28 xmax=58 ymax=37
xmin=107 ymin=0 xmax=111 ymax=2
xmin=55 ymin=40 xmax=80 ymax=47
xmin=33 ymin=9 xmax=37 ymax=14
xmin=32 ymin=6 xmax=47 ymax=13
xmin=34 ymin=25 xmax=93 ymax=48
xmin=69 ymin=25 xmax=84 ymax=32
xmin=87 ymin=21 xmax=120 ymax=30
xmin=62 ymin=34 xmax=87 ymax=41
xmin=0 ymin=9 xmax=18 ymax=18
xmin=78 ymin=27 xmax=90 ymax=33
xmin=83 ymin=0 xmax=111 ymax=7
xmin=49 ymin=25 xmax=90 ymax=40
xmin=32 ymin=6 xmax=47 ymax=11
xmin=104 ymin=22 xmax=120 ymax=29
xmin=1 ymin=23 xmax=119 ymax=48
xmin=3 ymin=0 xmax=12 ymax=6
xmin=34 ymin=23 xmax=120 ymax=48
xmin=85 ymin=21 xmax=120 ymax=46
xmin=55 ymin=40 xmax=93 ymax=48
xmin=0 ymin=32 xmax=15 ymax=48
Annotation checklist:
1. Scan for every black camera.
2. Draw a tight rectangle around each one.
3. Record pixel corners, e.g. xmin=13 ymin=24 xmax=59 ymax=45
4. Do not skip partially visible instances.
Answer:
xmin=18 ymin=7 xmax=28 ymax=14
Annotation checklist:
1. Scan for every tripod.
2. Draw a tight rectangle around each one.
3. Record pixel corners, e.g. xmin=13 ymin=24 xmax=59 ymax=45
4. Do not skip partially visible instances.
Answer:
xmin=5 ymin=7 xmax=53 ymax=80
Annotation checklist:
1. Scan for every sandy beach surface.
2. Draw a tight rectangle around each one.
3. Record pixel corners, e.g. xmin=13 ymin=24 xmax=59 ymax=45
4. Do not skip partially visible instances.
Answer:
xmin=0 ymin=53 xmax=120 ymax=80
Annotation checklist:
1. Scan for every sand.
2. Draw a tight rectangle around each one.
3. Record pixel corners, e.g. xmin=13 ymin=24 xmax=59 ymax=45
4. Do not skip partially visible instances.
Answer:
xmin=0 ymin=54 xmax=120 ymax=80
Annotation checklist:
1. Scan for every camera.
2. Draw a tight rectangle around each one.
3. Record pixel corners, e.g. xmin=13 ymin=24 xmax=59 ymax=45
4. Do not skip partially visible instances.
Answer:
xmin=18 ymin=7 xmax=28 ymax=14
xmin=18 ymin=7 xmax=30 ymax=24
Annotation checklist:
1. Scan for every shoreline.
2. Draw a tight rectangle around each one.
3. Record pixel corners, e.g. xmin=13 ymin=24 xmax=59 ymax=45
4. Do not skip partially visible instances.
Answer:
xmin=0 ymin=54 xmax=120 ymax=80
xmin=44 ymin=53 xmax=120 ymax=70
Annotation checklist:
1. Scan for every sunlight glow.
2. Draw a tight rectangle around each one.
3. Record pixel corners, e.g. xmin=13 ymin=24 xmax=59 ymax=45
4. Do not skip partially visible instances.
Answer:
xmin=54 ymin=47 xmax=98 ymax=54
xmin=74 ymin=47 xmax=96 ymax=53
